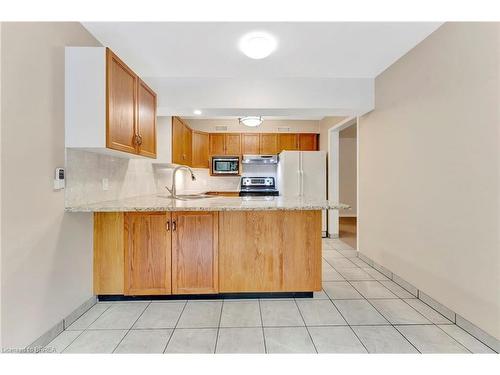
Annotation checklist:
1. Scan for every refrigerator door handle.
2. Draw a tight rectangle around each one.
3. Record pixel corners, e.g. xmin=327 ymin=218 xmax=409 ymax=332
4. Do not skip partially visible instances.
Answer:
xmin=300 ymin=170 xmax=304 ymax=196
xmin=299 ymin=152 xmax=303 ymax=197
xmin=297 ymin=170 xmax=301 ymax=197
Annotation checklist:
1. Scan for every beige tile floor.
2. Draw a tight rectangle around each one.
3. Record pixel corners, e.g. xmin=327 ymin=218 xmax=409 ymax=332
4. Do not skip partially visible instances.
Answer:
xmin=45 ymin=238 xmax=497 ymax=354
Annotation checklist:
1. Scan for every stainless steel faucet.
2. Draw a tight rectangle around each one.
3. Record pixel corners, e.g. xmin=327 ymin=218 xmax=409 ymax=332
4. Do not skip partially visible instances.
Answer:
xmin=165 ymin=165 xmax=197 ymax=198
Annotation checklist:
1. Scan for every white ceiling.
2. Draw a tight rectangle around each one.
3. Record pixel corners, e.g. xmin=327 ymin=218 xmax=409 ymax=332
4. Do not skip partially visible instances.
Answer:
xmin=82 ymin=22 xmax=441 ymax=118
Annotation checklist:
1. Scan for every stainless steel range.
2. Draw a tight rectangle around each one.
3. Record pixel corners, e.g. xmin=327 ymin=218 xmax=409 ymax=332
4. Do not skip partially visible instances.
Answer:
xmin=239 ymin=177 xmax=279 ymax=197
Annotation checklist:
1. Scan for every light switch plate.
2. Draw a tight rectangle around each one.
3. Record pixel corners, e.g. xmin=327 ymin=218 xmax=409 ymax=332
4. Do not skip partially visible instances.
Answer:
xmin=102 ymin=178 xmax=109 ymax=191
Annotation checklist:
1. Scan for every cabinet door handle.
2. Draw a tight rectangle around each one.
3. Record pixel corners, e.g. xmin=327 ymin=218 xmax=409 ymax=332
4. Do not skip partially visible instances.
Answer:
xmin=172 ymin=220 xmax=177 ymax=231
xmin=166 ymin=220 xmax=170 ymax=231
xmin=137 ymin=134 xmax=143 ymax=146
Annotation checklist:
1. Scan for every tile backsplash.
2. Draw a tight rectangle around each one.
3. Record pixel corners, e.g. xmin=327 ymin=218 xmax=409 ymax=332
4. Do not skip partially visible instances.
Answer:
xmin=65 ymin=149 xmax=276 ymax=206
xmin=65 ymin=149 xmax=158 ymax=206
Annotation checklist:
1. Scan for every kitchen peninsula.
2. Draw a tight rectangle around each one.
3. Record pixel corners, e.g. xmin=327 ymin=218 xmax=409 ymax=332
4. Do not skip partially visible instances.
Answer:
xmin=67 ymin=196 xmax=348 ymax=299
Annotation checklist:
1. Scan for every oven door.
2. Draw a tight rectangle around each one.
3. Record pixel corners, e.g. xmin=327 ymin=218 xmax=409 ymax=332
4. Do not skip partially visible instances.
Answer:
xmin=212 ymin=158 xmax=240 ymax=175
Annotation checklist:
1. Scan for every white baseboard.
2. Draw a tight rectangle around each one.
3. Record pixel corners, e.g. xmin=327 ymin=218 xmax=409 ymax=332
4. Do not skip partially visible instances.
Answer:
xmin=27 ymin=296 xmax=97 ymax=350
xmin=358 ymin=252 xmax=499 ymax=353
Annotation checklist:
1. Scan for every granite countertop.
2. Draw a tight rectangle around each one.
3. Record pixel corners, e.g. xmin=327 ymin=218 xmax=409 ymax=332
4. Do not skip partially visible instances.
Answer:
xmin=65 ymin=194 xmax=350 ymax=212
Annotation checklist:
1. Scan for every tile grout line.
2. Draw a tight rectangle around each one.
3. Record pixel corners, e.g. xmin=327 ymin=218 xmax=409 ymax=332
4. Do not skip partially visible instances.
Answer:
xmin=293 ymin=299 xmax=318 ymax=353
xmin=338 ymin=245 xmax=478 ymax=353
xmin=432 ymin=323 xmax=477 ymax=353
xmin=58 ymin=330 xmax=86 ymax=353
xmin=355 ymin=250 xmax=493 ymax=345
xmin=324 ymin=295 xmax=369 ymax=353
xmin=111 ymin=301 xmax=151 ymax=354
xmin=67 ymin=302 xmax=113 ymax=331
xmin=328 ymin=240 xmax=478 ymax=353
xmin=60 ymin=303 xmax=114 ymax=353
xmin=348 ymin=279 xmax=398 ymax=300
xmin=258 ymin=299 xmax=268 ymax=354
xmin=343 ymin=279 xmax=423 ymax=353
xmin=213 ymin=300 xmax=224 ymax=354
xmin=162 ymin=300 xmax=188 ymax=353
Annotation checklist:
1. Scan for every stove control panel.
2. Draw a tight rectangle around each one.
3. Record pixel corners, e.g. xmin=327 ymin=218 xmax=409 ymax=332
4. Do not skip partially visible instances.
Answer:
xmin=241 ymin=177 xmax=275 ymax=187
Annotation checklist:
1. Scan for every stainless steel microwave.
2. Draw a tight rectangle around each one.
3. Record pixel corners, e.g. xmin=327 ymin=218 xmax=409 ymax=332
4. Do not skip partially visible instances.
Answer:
xmin=211 ymin=156 xmax=240 ymax=175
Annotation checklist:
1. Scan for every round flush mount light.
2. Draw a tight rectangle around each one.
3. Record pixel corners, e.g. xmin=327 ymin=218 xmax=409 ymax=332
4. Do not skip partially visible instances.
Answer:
xmin=239 ymin=31 xmax=277 ymax=59
xmin=239 ymin=116 xmax=263 ymax=127
xmin=193 ymin=109 xmax=202 ymax=115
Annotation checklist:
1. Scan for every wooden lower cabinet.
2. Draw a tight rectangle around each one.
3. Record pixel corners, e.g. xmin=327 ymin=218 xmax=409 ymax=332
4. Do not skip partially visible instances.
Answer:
xmin=124 ymin=212 xmax=171 ymax=295
xmin=172 ymin=212 xmax=218 ymax=294
xmin=93 ymin=212 xmax=125 ymax=295
xmin=94 ymin=210 xmax=320 ymax=296
xmin=218 ymin=210 xmax=322 ymax=292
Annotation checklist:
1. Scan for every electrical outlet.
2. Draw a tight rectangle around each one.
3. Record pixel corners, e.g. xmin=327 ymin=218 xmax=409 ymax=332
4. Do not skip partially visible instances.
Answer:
xmin=102 ymin=178 xmax=109 ymax=191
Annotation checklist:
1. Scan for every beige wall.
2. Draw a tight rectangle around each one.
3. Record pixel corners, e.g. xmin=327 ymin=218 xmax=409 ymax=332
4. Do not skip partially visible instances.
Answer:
xmin=318 ymin=116 xmax=345 ymax=153
xmin=339 ymin=127 xmax=357 ymax=216
xmin=1 ymin=23 xmax=100 ymax=348
xmin=184 ymin=118 xmax=320 ymax=134
xmin=359 ymin=23 xmax=500 ymax=339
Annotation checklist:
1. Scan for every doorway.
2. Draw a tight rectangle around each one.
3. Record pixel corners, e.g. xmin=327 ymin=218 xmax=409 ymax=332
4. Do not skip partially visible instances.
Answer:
xmin=327 ymin=117 xmax=358 ymax=249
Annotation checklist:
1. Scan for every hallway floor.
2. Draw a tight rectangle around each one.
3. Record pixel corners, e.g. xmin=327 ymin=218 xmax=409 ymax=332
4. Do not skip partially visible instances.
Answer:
xmin=339 ymin=217 xmax=357 ymax=249
xmin=45 ymin=238 xmax=496 ymax=354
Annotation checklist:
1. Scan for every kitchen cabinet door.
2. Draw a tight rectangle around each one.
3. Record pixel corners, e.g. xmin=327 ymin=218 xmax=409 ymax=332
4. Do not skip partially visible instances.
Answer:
xmin=171 ymin=212 xmax=218 ymax=294
xmin=278 ymin=133 xmax=299 ymax=152
xmin=219 ymin=210 xmax=321 ymax=292
xmin=224 ymin=133 xmax=241 ymax=155
xmin=298 ymin=134 xmax=318 ymax=151
xmin=209 ymin=133 xmax=225 ymax=155
xmin=136 ymin=79 xmax=157 ymax=158
xmin=192 ymin=131 xmax=209 ymax=168
xmin=183 ymin=123 xmax=193 ymax=166
xmin=94 ymin=212 xmax=125 ymax=295
xmin=259 ymin=133 xmax=278 ymax=154
xmin=106 ymin=49 xmax=138 ymax=154
xmin=241 ymin=133 xmax=260 ymax=155
xmin=124 ymin=212 xmax=172 ymax=295
xmin=172 ymin=117 xmax=185 ymax=164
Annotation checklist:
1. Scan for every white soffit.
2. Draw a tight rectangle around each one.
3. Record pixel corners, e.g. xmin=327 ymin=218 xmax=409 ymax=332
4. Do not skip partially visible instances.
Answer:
xmin=82 ymin=22 xmax=442 ymax=117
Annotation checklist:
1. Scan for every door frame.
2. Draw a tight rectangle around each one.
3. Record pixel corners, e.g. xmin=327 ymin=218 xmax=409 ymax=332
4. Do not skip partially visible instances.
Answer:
xmin=327 ymin=116 xmax=358 ymax=238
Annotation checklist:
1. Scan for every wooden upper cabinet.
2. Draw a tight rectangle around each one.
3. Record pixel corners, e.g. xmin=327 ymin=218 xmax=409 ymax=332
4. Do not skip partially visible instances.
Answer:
xmin=183 ymin=124 xmax=193 ymax=166
xmin=124 ymin=212 xmax=171 ymax=296
xmin=241 ymin=133 xmax=260 ymax=154
xmin=259 ymin=133 xmax=278 ymax=154
xmin=136 ymin=79 xmax=157 ymax=158
xmin=278 ymin=133 xmax=299 ymax=152
xmin=192 ymin=131 xmax=209 ymax=168
xmin=106 ymin=49 xmax=137 ymax=154
xmin=172 ymin=117 xmax=184 ymax=164
xmin=298 ymin=134 xmax=318 ymax=151
xmin=65 ymin=47 xmax=157 ymax=158
xmin=171 ymin=212 xmax=218 ymax=294
xmin=172 ymin=117 xmax=192 ymax=165
xmin=209 ymin=133 xmax=225 ymax=155
xmin=224 ymin=133 xmax=241 ymax=155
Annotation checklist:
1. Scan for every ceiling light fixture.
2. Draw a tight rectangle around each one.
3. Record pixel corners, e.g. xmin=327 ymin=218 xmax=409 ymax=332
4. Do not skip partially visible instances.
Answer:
xmin=239 ymin=116 xmax=263 ymax=127
xmin=193 ymin=109 xmax=202 ymax=115
xmin=239 ymin=31 xmax=277 ymax=59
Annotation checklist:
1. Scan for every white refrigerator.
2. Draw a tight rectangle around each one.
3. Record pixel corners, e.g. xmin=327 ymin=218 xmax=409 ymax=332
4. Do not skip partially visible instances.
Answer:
xmin=277 ymin=151 xmax=327 ymax=236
